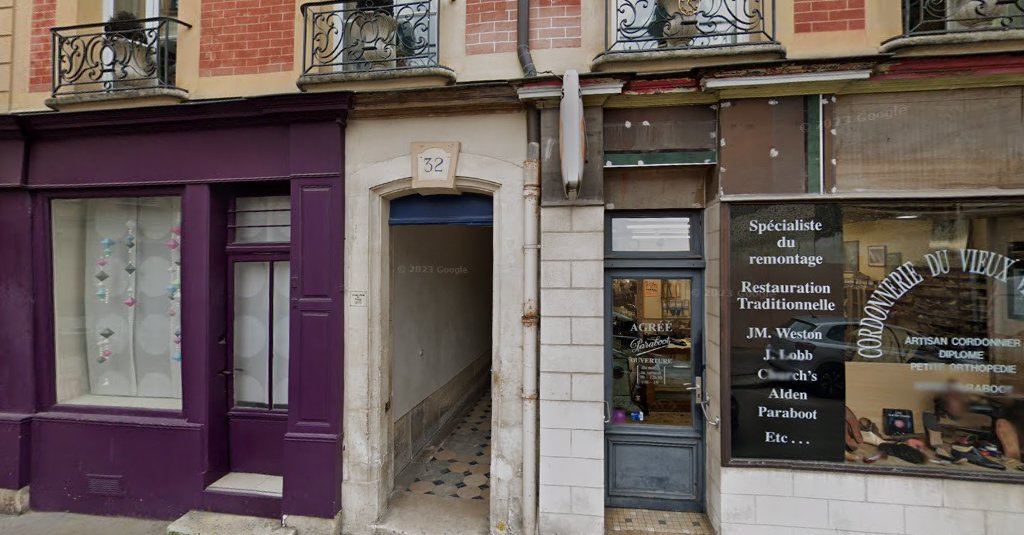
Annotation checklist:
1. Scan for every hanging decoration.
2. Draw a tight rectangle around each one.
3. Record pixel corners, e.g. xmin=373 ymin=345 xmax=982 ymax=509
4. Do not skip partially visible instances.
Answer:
xmin=123 ymin=220 xmax=137 ymax=309
xmin=168 ymin=223 xmax=182 ymax=362
xmin=95 ymin=236 xmax=116 ymax=363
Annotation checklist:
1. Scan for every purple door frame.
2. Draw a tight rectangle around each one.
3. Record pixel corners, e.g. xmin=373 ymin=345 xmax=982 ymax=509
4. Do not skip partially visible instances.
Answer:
xmin=0 ymin=94 xmax=349 ymax=520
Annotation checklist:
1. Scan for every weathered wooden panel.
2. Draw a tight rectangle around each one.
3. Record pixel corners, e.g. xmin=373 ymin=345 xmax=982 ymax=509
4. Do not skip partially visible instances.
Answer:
xmin=604 ymin=167 xmax=709 ymax=210
xmin=719 ymin=97 xmax=808 ymax=195
xmin=834 ymin=88 xmax=1024 ymax=191
xmin=604 ymin=106 xmax=717 ymax=153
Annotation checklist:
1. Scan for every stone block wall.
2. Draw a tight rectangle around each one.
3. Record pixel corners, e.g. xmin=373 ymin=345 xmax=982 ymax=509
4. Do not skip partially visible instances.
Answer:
xmin=717 ymin=467 xmax=1024 ymax=535
xmin=0 ymin=0 xmax=12 ymax=108
xmin=538 ymin=205 xmax=605 ymax=535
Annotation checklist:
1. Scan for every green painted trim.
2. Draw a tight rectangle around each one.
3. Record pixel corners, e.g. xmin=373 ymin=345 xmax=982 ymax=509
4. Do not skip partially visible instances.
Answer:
xmin=805 ymin=95 xmax=823 ymax=194
xmin=604 ymin=150 xmax=717 ymax=167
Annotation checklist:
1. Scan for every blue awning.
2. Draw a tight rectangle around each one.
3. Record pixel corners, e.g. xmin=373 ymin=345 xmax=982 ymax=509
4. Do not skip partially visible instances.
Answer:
xmin=389 ymin=193 xmax=493 ymax=226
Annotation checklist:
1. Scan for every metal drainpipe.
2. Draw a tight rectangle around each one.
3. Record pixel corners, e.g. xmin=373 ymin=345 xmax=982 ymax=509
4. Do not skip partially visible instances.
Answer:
xmin=520 ymin=0 xmax=539 ymax=530
xmin=517 ymin=0 xmax=538 ymax=77
xmin=522 ymin=119 xmax=541 ymax=535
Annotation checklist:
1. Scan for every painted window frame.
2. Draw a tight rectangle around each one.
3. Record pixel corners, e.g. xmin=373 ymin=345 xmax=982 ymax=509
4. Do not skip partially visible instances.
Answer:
xmin=605 ymin=209 xmax=705 ymax=262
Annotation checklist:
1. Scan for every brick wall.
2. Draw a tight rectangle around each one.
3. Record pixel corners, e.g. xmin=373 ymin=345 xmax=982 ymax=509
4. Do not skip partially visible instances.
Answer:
xmin=529 ymin=0 xmax=581 ymax=51
xmin=28 ymin=0 xmax=56 ymax=93
xmin=795 ymin=0 xmax=865 ymax=33
xmin=200 ymin=0 xmax=294 ymax=77
xmin=538 ymin=205 xmax=605 ymax=535
xmin=465 ymin=0 xmax=581 ymax=55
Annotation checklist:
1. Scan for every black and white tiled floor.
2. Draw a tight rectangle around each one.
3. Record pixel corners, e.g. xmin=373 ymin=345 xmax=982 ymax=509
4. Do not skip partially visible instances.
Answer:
xmin=397 ymin=389 xmax=492 ymax=501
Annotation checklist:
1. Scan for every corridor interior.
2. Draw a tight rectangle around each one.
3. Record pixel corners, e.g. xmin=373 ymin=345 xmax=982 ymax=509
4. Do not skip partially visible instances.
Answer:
xmin=380 ymin=221 xmax=494 ymax=532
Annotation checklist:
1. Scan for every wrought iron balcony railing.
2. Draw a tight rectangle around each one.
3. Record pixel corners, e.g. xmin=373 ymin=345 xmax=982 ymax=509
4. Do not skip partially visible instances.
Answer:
xmin=51 ymin=17 xmax=189 ymax=97
xmin=606 ymin=0 xmax=776 ymax=52
xmin=902 ymin=0 xmax=1024 ymax=37
xmin=301 ymin=0 xmax=440 ymax=76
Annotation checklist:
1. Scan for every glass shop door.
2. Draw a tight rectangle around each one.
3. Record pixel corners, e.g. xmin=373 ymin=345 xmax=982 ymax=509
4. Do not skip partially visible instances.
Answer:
xmin=605 ymin=270 xmax=704 ymax=511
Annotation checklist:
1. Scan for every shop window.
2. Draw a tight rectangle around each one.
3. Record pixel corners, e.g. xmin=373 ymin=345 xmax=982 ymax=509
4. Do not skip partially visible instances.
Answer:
xmin=728 ymin=201 xmax=1024 ymax=478
xmin=51 ymin=196 xmax=183 ymax=410
xmin=228 ymin=195 xmax=291 ymax=410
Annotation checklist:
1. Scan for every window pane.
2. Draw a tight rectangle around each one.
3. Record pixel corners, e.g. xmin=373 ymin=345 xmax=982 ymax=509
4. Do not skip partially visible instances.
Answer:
xmin=728 ymin=201 xmax=1024 ymax=478
xmin=610 ymin=277 xmax=694 ymax=426
xmin=272 ymin=261 xmax=290 ymax=409
xmin=112 ymin=0 xmax=147 ymax=17
xmin=611 ymin=217 xmax=691 ymax=253
xmin=233 ymin=262 xmax=270 ymax=408
xmin=234 ymin=196 xmax=291 ymax=243
xmin=52 ymin=197 xmax=183 ymax=410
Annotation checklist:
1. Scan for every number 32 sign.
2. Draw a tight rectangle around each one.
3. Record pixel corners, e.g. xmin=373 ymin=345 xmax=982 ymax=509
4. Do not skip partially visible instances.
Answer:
xmin=411 ymin=142 xmax=460 ymax=194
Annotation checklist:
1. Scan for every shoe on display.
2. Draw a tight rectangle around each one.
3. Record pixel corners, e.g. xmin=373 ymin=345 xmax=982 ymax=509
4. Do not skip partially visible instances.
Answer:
xmin=859 ymin=417 xmax=881 ymax=435
xmin=995 ymin=418 xmax=1021 ymax=461
xmin=951 ymin=444 xmax=1007 ymax=470
xmin=922 ymin=412 xmax=944 ymax=449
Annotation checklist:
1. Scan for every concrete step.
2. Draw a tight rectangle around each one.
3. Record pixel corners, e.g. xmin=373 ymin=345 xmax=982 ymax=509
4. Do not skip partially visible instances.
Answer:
xmin=370 ymin=493 xmax=488 ymax=535
xmin=167 ymin=510 xmax=295 ymax=535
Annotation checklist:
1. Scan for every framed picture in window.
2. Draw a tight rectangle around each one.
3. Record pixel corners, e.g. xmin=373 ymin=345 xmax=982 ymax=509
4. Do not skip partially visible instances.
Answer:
xmin=843 ymin=241 xmax=859 ymax=272
xmin=867 ymin=245 xmax=887 ymax=267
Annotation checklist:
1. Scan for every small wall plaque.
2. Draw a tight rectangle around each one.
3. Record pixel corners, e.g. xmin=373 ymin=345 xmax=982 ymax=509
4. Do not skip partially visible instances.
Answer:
xmin=411 ymin=142 xmax=460 ymax=194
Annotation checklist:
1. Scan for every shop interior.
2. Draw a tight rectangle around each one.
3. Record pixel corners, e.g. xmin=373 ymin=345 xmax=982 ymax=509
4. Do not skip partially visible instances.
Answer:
xmin=839 ymin=203 xmax=1024 ymax=474
xmin=610 ymin=278 xmax=695 ymax=427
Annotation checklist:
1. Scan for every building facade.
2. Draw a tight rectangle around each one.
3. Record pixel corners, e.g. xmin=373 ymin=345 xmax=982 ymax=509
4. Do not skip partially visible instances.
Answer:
xmin=1 ymin=1 xmax=1024 ymax=535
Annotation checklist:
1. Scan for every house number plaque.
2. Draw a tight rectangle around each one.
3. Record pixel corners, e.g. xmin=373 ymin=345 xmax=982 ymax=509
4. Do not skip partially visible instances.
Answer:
xmin=411 ymin=142 xmax=460 ymax=194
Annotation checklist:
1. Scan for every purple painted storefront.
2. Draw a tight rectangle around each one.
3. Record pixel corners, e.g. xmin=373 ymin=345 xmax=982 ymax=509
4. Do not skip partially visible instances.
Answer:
xmin=0 ymin=93 xmax=349 ymax=520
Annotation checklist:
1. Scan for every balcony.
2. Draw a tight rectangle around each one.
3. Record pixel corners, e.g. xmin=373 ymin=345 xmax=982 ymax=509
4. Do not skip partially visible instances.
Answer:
xmin=48 ymin=17 xmax=190 ymax=109
xmin=593 ymin=0 xmax=783 ymax=71
xmin=883 ymin=0 xmax=1024 ymax=53
xmin=298 ymin=0 xmax=454 ymax=90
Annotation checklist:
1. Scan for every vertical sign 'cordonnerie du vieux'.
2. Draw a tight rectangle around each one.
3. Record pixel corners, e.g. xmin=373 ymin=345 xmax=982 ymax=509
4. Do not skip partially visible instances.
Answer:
xmin=730 ymin=204 xmax=846 ymax=461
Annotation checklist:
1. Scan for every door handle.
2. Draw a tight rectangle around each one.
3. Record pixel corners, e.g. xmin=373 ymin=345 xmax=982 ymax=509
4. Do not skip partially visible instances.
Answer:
xmin=603 ymin=401 xmax=611 ymax=424
xmin=688 ymin=377 xmax=721 ymax=428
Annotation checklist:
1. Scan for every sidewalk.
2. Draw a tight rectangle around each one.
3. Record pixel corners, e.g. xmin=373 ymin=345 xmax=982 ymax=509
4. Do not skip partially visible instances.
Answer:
xmin=0 ymin=511 xmax=169 ymax=535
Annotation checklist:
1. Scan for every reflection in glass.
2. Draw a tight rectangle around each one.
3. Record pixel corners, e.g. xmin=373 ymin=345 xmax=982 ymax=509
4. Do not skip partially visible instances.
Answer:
xmin=611 ymin=278 xmax=693 ymax=426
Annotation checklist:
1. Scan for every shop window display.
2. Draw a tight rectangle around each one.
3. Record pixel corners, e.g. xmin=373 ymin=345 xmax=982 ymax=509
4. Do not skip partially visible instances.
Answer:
xmin=51 ymin=197 xmax=183 ymax=410
xmin=729 ymin=201 xmax=1024 ymax=477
